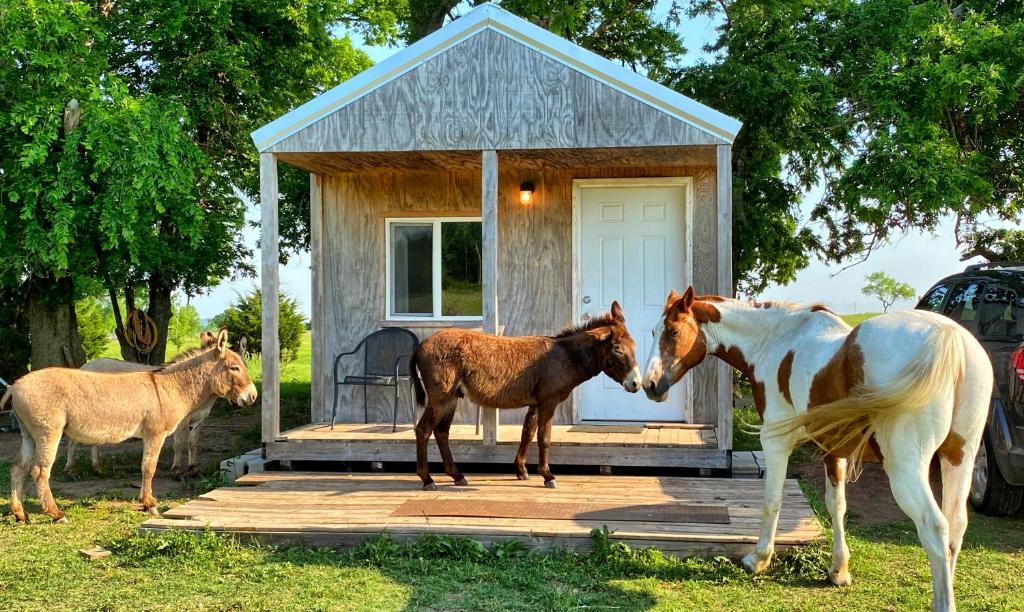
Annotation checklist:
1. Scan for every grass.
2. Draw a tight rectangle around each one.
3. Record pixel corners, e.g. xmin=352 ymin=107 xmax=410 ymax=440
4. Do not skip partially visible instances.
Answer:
xmin=5 ymin=318 xmax=1024 ymax=610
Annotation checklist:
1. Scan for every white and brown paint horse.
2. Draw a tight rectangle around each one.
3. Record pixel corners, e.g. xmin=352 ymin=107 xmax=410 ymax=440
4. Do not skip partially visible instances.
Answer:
xmin=643 ymin=287 xmax=991 ymax=612
xmin=3 ymin=329 xmax=257 ymax=522
xmin=66 ymin=332 xmax=242 ymax=480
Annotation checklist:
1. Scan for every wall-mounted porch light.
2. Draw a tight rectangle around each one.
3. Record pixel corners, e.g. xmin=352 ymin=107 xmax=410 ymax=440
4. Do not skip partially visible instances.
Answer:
xmin=519 ymin=182 xmax=535 ymax=206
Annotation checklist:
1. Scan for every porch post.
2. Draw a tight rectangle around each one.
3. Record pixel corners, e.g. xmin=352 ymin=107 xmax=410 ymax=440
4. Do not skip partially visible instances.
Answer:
xmin=481 ymin=150 xmax=499 ymax=444
xmin=260 ymin=152 xmax=281 ymax=448
xmin=309 ymin=173 xmax=325 ymax=423
xmin=716 ymin=144 xmax=733 ymax=452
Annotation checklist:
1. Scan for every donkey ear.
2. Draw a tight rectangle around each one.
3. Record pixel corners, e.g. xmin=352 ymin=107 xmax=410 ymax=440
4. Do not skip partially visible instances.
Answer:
xmin=237 ymin=335 xmax=247 ymax=355
xmin=216 ymin=328 xmax=229 ymax=354
xmin=610 ymin=300 xmax=624 ymax=322
xmin=200 ymin=331 xmax=215 ymax=348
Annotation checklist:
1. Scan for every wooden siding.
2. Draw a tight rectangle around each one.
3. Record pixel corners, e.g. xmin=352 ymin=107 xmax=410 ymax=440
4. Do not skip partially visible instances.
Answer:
xmin=316 ymin=151 xmax=721 ymax=427
xmin=271 ymin=29 xmax=724 ymax=154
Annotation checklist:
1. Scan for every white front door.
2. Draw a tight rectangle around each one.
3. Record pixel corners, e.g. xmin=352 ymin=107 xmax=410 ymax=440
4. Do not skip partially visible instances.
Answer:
xmin=577 ymin=179 xmax=692 ymax=422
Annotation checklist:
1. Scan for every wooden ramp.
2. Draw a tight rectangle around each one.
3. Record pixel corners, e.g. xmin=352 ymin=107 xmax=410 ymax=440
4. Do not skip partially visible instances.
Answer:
xmin=141 ymin=473 xmax=821 ymax=558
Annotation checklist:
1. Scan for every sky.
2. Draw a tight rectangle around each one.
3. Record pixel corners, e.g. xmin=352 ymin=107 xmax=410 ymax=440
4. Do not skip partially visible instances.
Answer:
xmin=189 ymin=5 xmax=981 ymax=319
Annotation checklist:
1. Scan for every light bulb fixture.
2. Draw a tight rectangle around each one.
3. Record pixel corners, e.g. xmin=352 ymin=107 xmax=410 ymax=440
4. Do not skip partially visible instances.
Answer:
xmin=519 ymin=182 xmax=535 ymax=206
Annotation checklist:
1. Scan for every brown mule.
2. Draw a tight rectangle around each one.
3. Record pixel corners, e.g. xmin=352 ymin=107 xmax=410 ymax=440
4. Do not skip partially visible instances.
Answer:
xmin=409 ymin=301 xmax=641 ymax=490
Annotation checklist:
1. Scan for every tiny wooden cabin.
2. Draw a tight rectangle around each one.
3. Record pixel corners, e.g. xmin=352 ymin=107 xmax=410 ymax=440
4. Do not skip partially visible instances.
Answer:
xmin=254 ymin=3 xmax=741 ymax=470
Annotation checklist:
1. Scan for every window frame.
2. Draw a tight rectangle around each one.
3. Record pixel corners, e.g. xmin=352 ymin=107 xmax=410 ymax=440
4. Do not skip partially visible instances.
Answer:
xmin=384 ymin=216 xmax=483 ymax=322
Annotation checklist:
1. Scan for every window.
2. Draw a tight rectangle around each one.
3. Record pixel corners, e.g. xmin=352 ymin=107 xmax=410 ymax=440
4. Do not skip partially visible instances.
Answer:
xmin=943 ymin=282 xmax=985 ymax=334
xmin=386 ymin=218 xmax=482 ymax=320
xmin=918 ymin=284 xmax=949 ymax=312
xmin=976 ymin=284 xmax=1024 ymax=340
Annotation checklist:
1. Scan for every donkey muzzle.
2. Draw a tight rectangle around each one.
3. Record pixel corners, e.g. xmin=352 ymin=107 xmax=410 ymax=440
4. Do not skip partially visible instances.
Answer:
xmin=622 ymin=366 xmax=642 ymax=393
xmin=237 ymin=384 xmax=259 ymax=407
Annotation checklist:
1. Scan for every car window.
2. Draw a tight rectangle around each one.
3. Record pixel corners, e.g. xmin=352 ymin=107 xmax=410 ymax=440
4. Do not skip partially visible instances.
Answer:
xmin=977 ymin=283 xmax=1024 ymax=339
xmin=943 ymin=282 xmax=985 ymax=334
xmin=918 ymin=284 xmax=950 ymax=312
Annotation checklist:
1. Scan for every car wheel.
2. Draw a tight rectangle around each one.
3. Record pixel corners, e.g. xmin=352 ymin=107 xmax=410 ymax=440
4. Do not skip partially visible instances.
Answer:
xmin=969 ymin=433 xmax=1024 ymax=516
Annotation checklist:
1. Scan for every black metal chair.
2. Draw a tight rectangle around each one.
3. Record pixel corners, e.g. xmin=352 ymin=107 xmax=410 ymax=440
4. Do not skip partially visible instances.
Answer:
xmin=331 ymin=327 xmax=419 ymax=432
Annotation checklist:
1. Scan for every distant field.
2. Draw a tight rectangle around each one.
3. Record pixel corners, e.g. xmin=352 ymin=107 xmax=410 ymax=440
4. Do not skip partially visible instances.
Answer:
xmin=840 ymin=312 xmax=881 ymax=326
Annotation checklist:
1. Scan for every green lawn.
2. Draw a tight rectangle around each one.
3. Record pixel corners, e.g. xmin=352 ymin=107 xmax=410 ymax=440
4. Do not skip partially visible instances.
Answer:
xmin=4 ymin=322 xmax=1024 ymax=610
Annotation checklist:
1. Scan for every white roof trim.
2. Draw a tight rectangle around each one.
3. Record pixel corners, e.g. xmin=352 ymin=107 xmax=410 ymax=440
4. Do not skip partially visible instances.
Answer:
xmin=251 ymin=3 xmax=741 ymax=152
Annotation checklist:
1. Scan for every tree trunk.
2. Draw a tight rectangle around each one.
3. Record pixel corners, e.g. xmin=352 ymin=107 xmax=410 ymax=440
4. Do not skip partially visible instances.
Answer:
xmin=146 ymin=274 xmax=173 ymax=365
xmin=27 ymin=275 xmax=86 ymax=370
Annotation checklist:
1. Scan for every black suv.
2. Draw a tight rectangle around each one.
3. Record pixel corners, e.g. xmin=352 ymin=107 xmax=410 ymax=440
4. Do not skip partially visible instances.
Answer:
xmin=917 ymin=262 xmax=1024 ymax=515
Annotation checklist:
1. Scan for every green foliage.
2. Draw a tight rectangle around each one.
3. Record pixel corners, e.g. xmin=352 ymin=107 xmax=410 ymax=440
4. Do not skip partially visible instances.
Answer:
xmin=76 ymin=297 xmax=112 ymax=361
xmin=211 ymin=288 xmax=307 ymax=363
xmin=861 ymin=271 xmax=916 ymax=312
xmin=0 ymin=286 xmax=30 ymax=381
xmin=168 ymin=299 xmax=202 ymax=351
xmin=821 ymin=1 xmax=1024 ymax=262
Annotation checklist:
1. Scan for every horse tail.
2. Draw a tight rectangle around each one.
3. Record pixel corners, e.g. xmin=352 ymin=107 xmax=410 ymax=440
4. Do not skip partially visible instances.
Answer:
xmin=409 ymin=350 xmax=426 ymax=407
xmin=767 ymin=321 xmax=966 ymax=476
xmin=0 ymin=386 xmax=11 ymax=412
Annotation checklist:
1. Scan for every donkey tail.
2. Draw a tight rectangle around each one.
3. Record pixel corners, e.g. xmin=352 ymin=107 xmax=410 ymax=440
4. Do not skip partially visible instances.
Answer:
xmin=766 ymin=322 xmax=966 ymax=476
xmin=409 ymin=351 xmax=426 ymax=407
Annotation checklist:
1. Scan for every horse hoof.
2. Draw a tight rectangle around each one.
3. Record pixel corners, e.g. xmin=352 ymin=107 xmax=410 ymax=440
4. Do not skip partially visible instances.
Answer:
xmin=422 ymin=483 xmax=437 ymax=491
xmin=53 ymin=516 xmax=70 ymax=525
xmin=544 ymin=480 xmax=557 ymax=489
xmin=454 ymin=478 xmax=469 ymax=487
xmin=516 ymin=473 xmax=529 ymax=481
xmin=828 ymin=570 xmax=852 ymax=587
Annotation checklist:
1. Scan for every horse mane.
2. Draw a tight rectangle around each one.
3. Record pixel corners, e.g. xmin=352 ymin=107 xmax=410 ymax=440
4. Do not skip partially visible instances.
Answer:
xmin=551 ymin=313 xmax=616 ymax=339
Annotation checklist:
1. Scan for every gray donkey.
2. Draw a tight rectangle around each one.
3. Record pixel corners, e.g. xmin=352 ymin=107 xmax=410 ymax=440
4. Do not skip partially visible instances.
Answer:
xmin=3 ymin=329 xmax=256 ymax=522
xmin=66 ymin=332 xmax=245 ymax=480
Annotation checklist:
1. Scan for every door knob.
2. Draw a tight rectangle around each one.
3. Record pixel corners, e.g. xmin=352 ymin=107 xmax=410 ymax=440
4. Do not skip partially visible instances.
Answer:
xmin=582 ymin=295 xmax=592 ymax=304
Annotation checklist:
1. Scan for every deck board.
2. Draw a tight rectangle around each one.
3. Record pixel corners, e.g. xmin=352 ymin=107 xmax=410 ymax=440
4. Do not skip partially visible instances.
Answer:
xmin=141 ymin=472 xmax=821 ymax=557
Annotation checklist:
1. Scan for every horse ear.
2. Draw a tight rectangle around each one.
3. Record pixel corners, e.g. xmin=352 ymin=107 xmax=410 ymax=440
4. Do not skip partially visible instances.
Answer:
xmin=681 ymin=286 xmax=695 ymax=310
xmin=216 ymin=328 xmax=229 ymax=355
xmin=610 ymin=300 xmax=624 ymax=322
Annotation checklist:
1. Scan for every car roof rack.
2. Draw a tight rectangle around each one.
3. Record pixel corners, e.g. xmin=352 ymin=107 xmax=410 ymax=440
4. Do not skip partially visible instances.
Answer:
xmin=963 ymin=261 xmax=1024 ymax=273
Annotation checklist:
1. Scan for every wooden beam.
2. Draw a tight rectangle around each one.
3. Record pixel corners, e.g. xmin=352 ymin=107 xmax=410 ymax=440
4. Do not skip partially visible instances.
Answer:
xmin=716 ymin=144 xmax=733 ymax=452
xmin=260 ymin=153 xmax=281 ymax=447
xmin=309 ymin=173 xmax=325 ymax=423
xmin=481 ymin=150 xmax=499 ymax=444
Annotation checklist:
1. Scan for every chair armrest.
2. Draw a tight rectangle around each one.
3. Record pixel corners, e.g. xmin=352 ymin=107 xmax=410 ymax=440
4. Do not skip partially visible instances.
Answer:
xmin=394 ymin=354 xmax=411 ymax=379
xmin=333 ymin=343 xmax=364 ymax=383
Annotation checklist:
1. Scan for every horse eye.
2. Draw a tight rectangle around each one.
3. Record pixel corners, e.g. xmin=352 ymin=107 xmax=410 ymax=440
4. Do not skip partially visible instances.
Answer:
xmin=666 ymin=329 xmax=679 ymax=338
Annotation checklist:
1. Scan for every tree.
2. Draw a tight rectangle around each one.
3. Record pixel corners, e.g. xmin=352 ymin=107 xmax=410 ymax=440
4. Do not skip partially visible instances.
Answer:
xmin=168 ymin=300 xmax=202 ymax=354
xmin=818 ymin=1 xmax=1024 ymax=265
xmin=862 ymin=272 xmax=916 ymax=313
xmin=76 ymin=298 xmax=112 ymax=361
xmin=212 ymin=289 xmax=307 ymax=364
xmin=1 ymin=0 xmax=401 ymax=368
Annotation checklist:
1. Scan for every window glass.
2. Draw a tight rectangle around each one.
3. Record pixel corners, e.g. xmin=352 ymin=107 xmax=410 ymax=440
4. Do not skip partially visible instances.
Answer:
xmin=977 ymin=284 xmax=1024 ymax=339
xmin=918 ymin=285 xmax=949 ymax=312
xmin=441 ymin=221 xmax=483 ymax=316
xmin=943 ymin=282 xmax=984 ymax=333
xmin=390 ymin=223 xmax=433 ymax=316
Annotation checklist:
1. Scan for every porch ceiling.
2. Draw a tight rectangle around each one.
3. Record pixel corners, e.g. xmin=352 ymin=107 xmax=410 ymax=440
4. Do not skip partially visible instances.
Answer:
xmin=276 ymin=145 xmax=718 ymax=174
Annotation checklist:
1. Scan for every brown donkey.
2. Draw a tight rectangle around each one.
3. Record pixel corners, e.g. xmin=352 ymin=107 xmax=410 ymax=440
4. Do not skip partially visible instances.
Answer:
xmin=410 ymin=301 xmax=641 ymax=490
xmin=3 ymin=329 xmax=256 ymax=522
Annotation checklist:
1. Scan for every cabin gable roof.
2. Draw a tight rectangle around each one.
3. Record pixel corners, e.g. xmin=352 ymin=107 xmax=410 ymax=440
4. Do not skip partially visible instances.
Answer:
xmin=252 ymin=3 xmax=741 ymax=153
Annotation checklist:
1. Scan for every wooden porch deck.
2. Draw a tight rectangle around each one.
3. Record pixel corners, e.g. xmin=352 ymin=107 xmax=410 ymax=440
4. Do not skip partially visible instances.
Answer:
xmin=266 ymin=423 xmax=728 ymax=469
xmin=141 ymin=472 xmax=821 ymax=558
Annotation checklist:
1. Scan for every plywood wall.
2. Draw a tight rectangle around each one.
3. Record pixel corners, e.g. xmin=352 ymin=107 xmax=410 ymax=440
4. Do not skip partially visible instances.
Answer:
xmin=317 ymin=152 xmax=721 ymax=426
xmin=272 ymin=29 xmax=724 ymax=154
